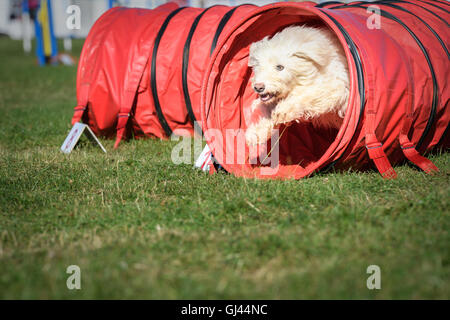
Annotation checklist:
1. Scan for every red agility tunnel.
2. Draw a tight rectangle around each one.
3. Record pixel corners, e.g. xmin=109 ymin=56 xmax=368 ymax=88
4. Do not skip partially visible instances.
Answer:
xmin=71 ymin=2 xmax=257 ymax=147
xmin=201 ymin=0 xmax=449 ymax=179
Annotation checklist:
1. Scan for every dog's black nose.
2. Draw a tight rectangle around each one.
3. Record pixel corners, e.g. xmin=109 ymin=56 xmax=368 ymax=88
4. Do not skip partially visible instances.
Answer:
xmin=254 ymin=83 xmax=265 ymax=93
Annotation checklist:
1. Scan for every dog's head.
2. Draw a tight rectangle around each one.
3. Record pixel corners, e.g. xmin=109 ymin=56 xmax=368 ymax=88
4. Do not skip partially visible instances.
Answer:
xmin=248 ymin=26 xmax=330 ymax=104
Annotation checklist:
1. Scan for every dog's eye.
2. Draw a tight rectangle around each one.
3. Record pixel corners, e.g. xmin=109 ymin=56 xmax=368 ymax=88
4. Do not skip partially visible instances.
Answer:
xmin=276 ymin=64 xmax=284 ymax=71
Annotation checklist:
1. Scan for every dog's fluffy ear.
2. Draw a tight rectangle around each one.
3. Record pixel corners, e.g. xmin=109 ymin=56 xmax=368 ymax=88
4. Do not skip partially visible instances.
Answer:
xmin=248 ymin=43 xmax=258 ymax=67
xmin=292 ymin=41 xmax=328 ymax=67
xmin=248 ymin=55 xmax=258 ymax=68
xmin=248 ymin=36 xmax=268 ymax=67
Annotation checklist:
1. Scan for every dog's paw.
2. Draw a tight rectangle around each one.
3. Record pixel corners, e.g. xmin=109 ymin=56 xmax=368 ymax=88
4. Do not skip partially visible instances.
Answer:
xmin=245 ymin=127 xmax=259 ymax=146
xmin=245 ymin=118 xmax=273 ymax=146
xmin=271 ymin=102 xmax=303 ymax=125
xmin=271 ymin=108 xmax=290 ymax=124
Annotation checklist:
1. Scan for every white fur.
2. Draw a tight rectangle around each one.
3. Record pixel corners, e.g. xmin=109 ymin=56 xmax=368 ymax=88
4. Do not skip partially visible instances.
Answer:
xmin=245 ymin=25 xmax=350 ymax=146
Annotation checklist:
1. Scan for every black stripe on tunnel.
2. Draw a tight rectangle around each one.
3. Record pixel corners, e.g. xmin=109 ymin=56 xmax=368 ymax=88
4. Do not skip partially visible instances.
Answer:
xmin=317 ymin=12 xmax=366 ymax=173
xmin=182 ymin=6 xmax=219 ymax=135
xmin=333 ymin=4 xmax=439 ymax=151
xmin=151 ymin=7 xmax=187 ymax=138
xmin=209 ymin=4 xmax=257 ymax=57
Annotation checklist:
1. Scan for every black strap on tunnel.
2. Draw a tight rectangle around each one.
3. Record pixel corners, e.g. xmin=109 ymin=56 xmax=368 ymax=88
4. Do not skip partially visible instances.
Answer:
xmin=433 ymin=0 xmax=450 ymax=7
xmin=415 ymin=0 xmax=450 ymax=14
xmin=388 ymin=0 xmax=450 ymax=13
xmin=380 ymin=0 xmax=450 ymax=27
xmin=423 ymin=0 xmax=450 ymax=7
xmin=315 ymin=1 xmax=345 ymax=8
xmin=204 ymin=4 xmax=256 ymax=173
xmin=375 ymin=1 xmax=449 ymax=59
xmin=209 ymin=7 xmax=237 ymax=56
xmin=432 ymin=0 xmax=450 ymax=7
xmin=151 ymin=7 xmax=187 ymax=138
xmin=209 ymin=4 xmax=256 ymax=57
xmin=182 ymin=4 xmax=256 ymax=137
xmin=334 ymin=4 xmax=440 ymax=150
xmin=398 ymin=0 xmax=450 ymax=6
xmin=332 ymin=1 xmax=449 ymax=27
xmin=182 ymin=6 xmax=217 ymax=135
xmin=317 ymin=12 xmax=367 ymax=173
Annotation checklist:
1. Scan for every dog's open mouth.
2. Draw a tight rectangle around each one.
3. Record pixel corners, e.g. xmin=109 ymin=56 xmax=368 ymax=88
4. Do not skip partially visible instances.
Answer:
xmin=259 ymin=93 xmax=276 ymax=103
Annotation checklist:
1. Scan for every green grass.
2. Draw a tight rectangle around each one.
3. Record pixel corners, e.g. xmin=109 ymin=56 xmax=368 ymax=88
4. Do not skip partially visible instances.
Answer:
xmin=0 ymin=38 xmax=449 ymax=299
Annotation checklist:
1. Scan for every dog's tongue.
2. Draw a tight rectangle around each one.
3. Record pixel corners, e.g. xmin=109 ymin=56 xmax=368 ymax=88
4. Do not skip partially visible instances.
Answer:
xmin=260 ymin=93 xmax=272 ymax=102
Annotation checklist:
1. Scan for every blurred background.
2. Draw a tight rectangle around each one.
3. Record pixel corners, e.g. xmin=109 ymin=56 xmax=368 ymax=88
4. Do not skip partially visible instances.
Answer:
xmin=1 ymin=0 xmax=339 ymax=65
xmin=0 ymin=0 xmax=334 ymax=42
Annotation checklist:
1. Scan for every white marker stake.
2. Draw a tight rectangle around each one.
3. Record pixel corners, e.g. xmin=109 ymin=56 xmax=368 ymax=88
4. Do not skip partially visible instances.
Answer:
xmin=63 ymin=38 xmax=72 ymax=52
xmin=22 ymin=11 xmax=32 ymax=54
xmin=194 ymin=144 xmax=212 ymax=172
xmin=61 ymin=122 xmax=107 ymax=154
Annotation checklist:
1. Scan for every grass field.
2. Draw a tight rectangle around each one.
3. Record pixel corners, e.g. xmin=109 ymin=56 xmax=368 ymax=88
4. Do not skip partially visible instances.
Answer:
xmin=0 ymin=38 xmax=449 ymax=299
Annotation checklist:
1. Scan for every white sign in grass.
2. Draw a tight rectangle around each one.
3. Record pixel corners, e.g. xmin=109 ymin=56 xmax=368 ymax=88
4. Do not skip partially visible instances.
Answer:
xmin=61 ymin=122 xmax=106 ymax=154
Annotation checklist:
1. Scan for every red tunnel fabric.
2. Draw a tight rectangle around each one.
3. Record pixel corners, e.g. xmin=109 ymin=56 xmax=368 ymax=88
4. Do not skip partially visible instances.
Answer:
xmin=71 ymin=2 xmax=257 ymax=146
xmin=201 ymin=0 xmax=449 ymax=179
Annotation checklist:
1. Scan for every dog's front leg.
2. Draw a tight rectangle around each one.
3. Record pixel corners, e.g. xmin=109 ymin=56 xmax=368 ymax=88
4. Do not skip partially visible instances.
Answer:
xmin=245 ymin=117 xmax=274 ymax=146
xmin=271 ymin=97 xmax=305 ymax=126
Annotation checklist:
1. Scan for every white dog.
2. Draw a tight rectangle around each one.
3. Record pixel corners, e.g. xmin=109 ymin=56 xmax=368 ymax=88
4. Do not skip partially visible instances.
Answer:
xmin=245 ymin=26 xmax=350 ymax=146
